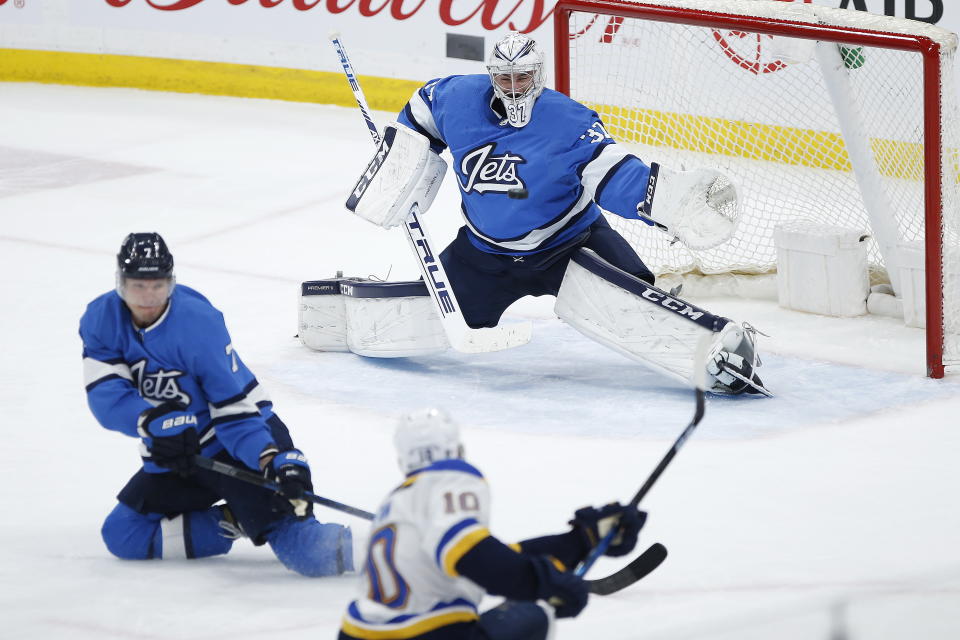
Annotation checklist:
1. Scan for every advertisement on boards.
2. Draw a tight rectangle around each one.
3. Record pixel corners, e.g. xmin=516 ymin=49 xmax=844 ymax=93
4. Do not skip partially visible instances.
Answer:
xmin=0 ymin=0 xmax=957 ymax=87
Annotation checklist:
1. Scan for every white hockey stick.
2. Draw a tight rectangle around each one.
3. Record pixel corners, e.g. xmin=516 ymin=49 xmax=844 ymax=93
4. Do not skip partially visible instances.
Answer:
xmin=330 ymin=34 xmax=532 ymax=354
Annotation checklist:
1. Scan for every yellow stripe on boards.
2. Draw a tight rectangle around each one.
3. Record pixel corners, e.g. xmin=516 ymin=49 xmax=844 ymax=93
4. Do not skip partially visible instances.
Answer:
xmin=588 ymin=103 xmax=928 ymax=181
xmin=4 ymin=49 xmax=945 ymax=183
xmin=0 ymin=48 xmax=419 ymax=112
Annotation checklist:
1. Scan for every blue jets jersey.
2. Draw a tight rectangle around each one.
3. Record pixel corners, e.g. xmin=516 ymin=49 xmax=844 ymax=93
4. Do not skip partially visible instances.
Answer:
xmin=79 ymin=285 xmax=276 ymax=474
xmin=398 ymin=74 xmax=653 ymax=256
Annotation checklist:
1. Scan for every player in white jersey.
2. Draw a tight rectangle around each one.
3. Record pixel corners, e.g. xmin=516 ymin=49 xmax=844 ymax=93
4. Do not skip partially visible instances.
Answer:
xmin=339 ymin=409 xmax=646 ymax=640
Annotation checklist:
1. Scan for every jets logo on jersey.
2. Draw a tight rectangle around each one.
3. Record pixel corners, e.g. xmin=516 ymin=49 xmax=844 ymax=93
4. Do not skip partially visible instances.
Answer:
xmin=457 ymin=143 xmax=527 ymax=195
xmin=131 ymin=359 xmax=191 ymax=406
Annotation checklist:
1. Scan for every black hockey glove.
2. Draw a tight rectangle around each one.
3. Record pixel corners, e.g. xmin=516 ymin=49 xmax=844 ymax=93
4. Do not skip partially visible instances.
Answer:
xmin=137 ymin=401 xmax=200 ymax=477
xmin=571 ymin=502 xmax=646 ymax=558
xmin=530 ymin=555 xmax=588 ymax=619
xmin=264 ymin=448 xmax=313 ymax=519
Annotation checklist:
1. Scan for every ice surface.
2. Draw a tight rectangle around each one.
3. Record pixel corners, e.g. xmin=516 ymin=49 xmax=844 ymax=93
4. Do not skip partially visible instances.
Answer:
xmin=1 ymin=84 xmax=958 ymax=640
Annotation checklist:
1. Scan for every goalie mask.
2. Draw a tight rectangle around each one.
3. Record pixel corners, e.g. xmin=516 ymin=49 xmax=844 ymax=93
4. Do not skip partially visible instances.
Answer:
xmin=487 ymin=32 xmax=545 ymax=128
xmin=394 ymin=408 xmax=464 ymax=474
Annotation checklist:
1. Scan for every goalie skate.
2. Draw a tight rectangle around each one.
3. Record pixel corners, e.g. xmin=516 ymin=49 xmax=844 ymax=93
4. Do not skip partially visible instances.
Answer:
xmin=707 ymin=323 xmax=771 ymax=397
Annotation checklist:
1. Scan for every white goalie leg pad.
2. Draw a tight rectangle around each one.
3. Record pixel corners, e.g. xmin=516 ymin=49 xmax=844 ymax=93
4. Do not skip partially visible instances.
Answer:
xmin=555 ymin=249 xmax=730 ymax=387
xmin=345 ymin=122 xmax=447 ymax=229
xmin=343 ymin=280 xmax=450 ymax=358
xmin=638 ymin=163 xmax=740 ymax=250
xmin=298 ymin=277 xmax=358 ymax=352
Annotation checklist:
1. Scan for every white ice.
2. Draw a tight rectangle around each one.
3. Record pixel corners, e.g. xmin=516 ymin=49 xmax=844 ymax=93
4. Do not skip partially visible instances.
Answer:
xmin=1 ymin=83 xmax=959 ymax=640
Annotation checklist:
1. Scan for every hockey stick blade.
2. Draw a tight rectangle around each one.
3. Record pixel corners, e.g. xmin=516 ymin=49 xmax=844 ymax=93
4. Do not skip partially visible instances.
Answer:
xmin=586 ymin=543 xmax=668 ymax=596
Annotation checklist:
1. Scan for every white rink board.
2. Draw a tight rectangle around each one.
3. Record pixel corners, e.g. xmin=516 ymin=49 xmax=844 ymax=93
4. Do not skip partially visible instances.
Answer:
xmin=1 ymin=0 xmax=959 ymax=88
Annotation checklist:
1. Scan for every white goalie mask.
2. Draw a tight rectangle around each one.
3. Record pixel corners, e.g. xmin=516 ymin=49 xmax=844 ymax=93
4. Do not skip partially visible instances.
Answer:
xmin=393 ymin=408 xmax=464 ymax=474
xmin=487 ymin=32 xmax=545 ymax=128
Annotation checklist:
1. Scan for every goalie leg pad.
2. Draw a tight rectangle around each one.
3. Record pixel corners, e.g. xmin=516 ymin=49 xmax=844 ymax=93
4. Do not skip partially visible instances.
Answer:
xmin=555 ymin=248 xmax=730 ymax=386
xmin=298 ymin=277 xmax=362 ymax=352
xmin=345 ymin=122 xmax=447 ymax=229
xmin=343 ymin=280 xmax=449 ymax=358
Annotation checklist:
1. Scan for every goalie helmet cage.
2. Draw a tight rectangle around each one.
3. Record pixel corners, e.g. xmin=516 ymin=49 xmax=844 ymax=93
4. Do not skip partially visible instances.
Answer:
xmin=553 ymin=0 xmax=959 ymax=378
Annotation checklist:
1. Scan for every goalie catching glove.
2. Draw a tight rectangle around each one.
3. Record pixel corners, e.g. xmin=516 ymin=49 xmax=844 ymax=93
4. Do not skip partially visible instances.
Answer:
xmin=345 ymin=123 xmax=447 ymax=229
xmin=639 ymin=163 xmax=740 ymax=250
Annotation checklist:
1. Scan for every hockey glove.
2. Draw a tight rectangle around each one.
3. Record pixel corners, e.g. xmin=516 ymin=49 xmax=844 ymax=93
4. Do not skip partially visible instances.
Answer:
xmin=137 ymin=401 xmax=200 ymax=476
xmin=637 ymin=163 xmax=739 ymax=250
xmin=264 ymin=449 xmax=313 ymax=519
xmin=531 ymin=555 xmax=588 ymax=619
xmin=571 ymin=502 xmax=646 ymax=558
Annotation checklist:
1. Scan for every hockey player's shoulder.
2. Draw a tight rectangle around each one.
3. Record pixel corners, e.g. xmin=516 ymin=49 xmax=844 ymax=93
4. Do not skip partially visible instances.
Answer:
xmin=537 ymin=89 xmax=601 ymax=128
xmin=425 ymin=458 xmax=484 ymax=478
xmin=427 ymin=74 xmax=489 ymax=101
xmin=170 ymin=285 xmax=223 ymax=324
xmin=82 ymin=290 xmax=121 ymax=318
xmin=80 ymin=290 xmax=124 ymax=335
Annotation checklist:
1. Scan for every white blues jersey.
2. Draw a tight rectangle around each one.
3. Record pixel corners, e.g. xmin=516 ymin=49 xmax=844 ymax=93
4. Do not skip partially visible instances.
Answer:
xmin=79 ymin=285 xmax=276 ymax=473
xmin=398 ymin=74 xmax=653 ymax=256
xmin=341 ymin=459 xmax=492 ymax=639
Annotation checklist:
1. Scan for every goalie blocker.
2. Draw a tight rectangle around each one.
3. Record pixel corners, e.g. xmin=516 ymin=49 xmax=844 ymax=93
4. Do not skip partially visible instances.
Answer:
xmin=345 ymin=122 xmax=447 ymax=230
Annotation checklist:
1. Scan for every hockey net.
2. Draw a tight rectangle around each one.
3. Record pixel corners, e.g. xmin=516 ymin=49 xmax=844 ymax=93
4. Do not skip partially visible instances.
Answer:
xmin=555 ymin=0 xmax=960 ymax=376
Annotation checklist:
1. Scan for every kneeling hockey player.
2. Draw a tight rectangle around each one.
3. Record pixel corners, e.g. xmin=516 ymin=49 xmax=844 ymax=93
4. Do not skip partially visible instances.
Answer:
xmin=344 ymin=32 xmax=769 ymax=396
xmin=338 ymin=408 xmax=645 ymax=639
xmin=80 ymin=232 xmax=352 ymax=576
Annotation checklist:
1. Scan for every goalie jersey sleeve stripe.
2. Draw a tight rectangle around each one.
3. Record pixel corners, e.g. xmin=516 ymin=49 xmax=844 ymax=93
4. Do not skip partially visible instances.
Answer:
xmin=585 ymin=146 xmax=653 ymax=221
xmin=578 ymin=143 xmax=640 ymax=206
xmin=403 ymin=83 xmax=445 ymax=152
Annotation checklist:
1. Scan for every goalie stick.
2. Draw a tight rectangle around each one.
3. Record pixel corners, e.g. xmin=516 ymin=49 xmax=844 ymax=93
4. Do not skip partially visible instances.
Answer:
xmin=575 ymin=332 xmax=713 ymax=587
xmin=329 ymin=33 xmax=532 ymax=354
xmin=192 ymin=455 xmax=375 ymax=521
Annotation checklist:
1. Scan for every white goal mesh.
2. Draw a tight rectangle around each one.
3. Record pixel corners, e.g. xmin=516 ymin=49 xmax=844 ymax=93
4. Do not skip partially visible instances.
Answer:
xmin=558 ymin=0 xmax=960 ymax=374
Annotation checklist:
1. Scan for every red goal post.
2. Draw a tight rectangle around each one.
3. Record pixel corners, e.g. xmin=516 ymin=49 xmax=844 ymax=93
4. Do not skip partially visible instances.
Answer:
xmin=554 ymin=0 xmax=959 ymax=377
